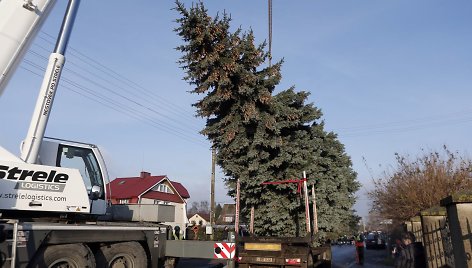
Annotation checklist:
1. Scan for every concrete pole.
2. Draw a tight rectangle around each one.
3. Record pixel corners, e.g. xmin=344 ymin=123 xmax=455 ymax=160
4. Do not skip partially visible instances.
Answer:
xmin=210 ymin=148 xmax=216 ymax=239
xmin=250 ymin=206 xmax=254 ymax=234
xmin=227 ymin=231 xmax=236 ymax=268
xmin=235 ymin=179 xmax=240 ymax=234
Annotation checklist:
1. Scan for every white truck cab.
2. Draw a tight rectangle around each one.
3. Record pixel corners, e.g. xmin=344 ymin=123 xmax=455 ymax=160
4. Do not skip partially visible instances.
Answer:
xmin=0 ymin=137 xmax=109 ymax=215
xmin=39 ymin=137 xmax=109 ymax=214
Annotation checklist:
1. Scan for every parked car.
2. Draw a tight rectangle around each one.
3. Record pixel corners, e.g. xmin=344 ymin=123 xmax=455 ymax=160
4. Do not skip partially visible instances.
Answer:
xmin=365 ymin=232 xmax=387 ymax=249
xmin=331 ymin=236 xmax=351 ymax=246
xmin=334 ymin=236 xmax=352 ymax=246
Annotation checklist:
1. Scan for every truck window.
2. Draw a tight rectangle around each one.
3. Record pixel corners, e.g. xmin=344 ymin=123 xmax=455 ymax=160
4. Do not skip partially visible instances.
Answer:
xmin=57 ymin=145 xmax=104 ymax=199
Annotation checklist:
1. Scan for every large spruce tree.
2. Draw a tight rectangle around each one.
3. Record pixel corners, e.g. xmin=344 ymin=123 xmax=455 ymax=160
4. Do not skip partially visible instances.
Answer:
xmin=268 ymin=89 xmax=359 ymax=239
xmin=175 ymin=1 xmax=358 ymax=238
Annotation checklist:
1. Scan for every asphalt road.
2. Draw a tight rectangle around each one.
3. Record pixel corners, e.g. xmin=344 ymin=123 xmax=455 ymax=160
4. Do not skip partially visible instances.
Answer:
xmin=332 ymin=244 xmax=394 ymax=268
xmin=175 ymin=244 xmax=394 ymax=268
xmin=176 ymin=258 xmax=226 ymax=268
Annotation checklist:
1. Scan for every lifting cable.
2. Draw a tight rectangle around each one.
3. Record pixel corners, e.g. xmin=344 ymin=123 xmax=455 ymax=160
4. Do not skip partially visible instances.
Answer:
xmin=268 ymin=0 xmax=273 ymax=67
xmin=261 ymin=178 xmax=307 ymax=194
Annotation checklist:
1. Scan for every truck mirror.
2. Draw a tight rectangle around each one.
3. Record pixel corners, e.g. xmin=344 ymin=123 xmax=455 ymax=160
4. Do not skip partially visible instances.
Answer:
xmin=90 ymin=185 xmax=101 ymax=200
xmin=63 ymin=147 xmax=75 ymax=159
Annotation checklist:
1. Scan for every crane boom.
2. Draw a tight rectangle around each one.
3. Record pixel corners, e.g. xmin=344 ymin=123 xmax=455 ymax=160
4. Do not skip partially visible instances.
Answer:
xmin=21 ymin=0 xmax=80 ymax=164
xmin=0 ymin=0 xmax=108 ymax=215
xmin=0 ymin=0 xmax=57 ymax=96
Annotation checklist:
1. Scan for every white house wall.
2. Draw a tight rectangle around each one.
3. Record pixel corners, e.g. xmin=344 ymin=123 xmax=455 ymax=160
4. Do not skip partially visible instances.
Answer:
xmin=188 ymin=214 xmax=209 ymax=226
xmin=140 ymin=198 xmax=155 ymax=205
xmin=154 ymin=201 xmax=187 ymax=239
xmin=140 ymin=198 xmax=186 ymax=219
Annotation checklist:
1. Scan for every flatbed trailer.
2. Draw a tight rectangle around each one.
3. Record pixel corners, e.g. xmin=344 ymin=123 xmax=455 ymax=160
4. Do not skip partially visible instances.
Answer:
xmin=237 ymin=236 xmax=331 ymax=268
xmin=234 ymin=173 xmax=332 ymax=268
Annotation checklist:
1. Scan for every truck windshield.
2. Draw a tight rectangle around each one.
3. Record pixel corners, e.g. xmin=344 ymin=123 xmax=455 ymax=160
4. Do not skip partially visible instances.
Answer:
xmin=57 ymin=145 xmax=104 ymax=199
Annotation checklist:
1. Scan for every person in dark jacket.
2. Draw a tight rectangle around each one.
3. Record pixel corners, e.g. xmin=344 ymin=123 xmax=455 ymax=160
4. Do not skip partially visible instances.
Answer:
xmin=394 ymin=232 xmax=426 ymax=268
xmin=222 ymin=226 xmax=229 ymax=240
xmin=173 ymin=225 xmax=183 ymax=240
xmin=392 ymin=238 xmax=403 ymax=258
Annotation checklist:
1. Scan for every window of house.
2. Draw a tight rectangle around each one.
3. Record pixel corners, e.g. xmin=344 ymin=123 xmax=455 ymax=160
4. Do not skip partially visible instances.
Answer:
xmin=119 ymin=199 xmax=129 ymax=204
xmin=152 ymin=183 xmax=173 ymax=194
xmin=154 ymin=200 xmax=170 ymax=205
xmin=224 ymin=216 xmax=233 ymax=222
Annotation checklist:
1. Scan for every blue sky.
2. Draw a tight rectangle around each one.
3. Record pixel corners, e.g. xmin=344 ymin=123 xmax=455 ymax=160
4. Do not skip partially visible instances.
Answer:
xmin=1 ymin=1 xmax=471 ymax=220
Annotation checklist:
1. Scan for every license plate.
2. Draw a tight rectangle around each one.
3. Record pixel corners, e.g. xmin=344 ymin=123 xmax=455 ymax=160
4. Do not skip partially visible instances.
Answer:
xmin=255 ymin=257 xmax=274 ymax=263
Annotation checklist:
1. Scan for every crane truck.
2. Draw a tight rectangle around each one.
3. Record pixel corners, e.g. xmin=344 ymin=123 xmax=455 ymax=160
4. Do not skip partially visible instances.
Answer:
xmin=0 ymin=1 xmax=231 ymax=267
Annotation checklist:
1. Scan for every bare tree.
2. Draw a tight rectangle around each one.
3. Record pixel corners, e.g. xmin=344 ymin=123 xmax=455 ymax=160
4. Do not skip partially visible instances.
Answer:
xmin=188 ymin=201 xmax=199 ymax=214
xmin=187 ymin=200 xmax=210 ymax=214
xmin=199 ymin=201 xmax=209 ymax=214
xmin=368 ymin=146 xmax=472 ymax=223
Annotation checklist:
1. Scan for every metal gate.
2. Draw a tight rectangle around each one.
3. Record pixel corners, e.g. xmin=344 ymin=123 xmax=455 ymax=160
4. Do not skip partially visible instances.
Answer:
xmin=423 ymin=217 xmax=454 ymax=268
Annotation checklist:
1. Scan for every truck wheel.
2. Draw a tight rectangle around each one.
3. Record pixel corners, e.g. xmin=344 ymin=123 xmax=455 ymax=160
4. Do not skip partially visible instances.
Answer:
xmin=29 ymin=243 xmax=95 ymax=268
xmin=319 ymin=247 xmax=332 ymax=268
xmin=96 ymin=241 xmax=147 ymax=268
xmin=307 ymin=253 xmax=314 ymax=268
xmin=159 ymin=257 xmax=178 ymax=268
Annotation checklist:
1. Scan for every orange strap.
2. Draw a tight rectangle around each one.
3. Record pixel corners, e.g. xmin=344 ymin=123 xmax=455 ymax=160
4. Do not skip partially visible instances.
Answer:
xmin=261 ymin=178 xmax=307 ymax=193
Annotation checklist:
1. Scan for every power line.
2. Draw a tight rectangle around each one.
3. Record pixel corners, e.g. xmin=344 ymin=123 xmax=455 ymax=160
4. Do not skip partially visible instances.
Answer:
xmin=20 ymin=62 xmax=208 ymax=147
xmin=336 ymin=111 xmax=472 ymax=138
xmin=341 ymin=117 xmax=472 ymax=138
xmin=26 ymin=29 xmax=472 ymax=144
xmin=338 ymin=109 xmax=472 ymax=133
xmin=20 ymin=33 xmax=211 ymax=146
xmin=39 ymin=32 xmax=200 ymax=122
xmin=268 ymin=0 xmax=272 ymax=66
xmin=32 ymin=36 xmax=203 ymax=131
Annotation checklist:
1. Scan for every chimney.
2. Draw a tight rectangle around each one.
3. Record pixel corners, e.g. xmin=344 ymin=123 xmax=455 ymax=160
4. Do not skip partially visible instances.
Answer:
xmin=140 ymin=171 xmax=151 ymax=178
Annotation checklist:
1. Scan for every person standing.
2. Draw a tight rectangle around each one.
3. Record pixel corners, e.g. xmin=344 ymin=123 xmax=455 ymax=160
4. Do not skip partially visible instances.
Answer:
xmin=354 ymin=233 xmax=365 ymax=265
xmin=392 ymin=238 xmax=403 ymax=259
xmin=173 ymin=225 xmax=183 ymax=240
xmin=394 ymin=232 xmax=426 ymax=268
xmin=222 ymin=226 xmax=229 ymax=240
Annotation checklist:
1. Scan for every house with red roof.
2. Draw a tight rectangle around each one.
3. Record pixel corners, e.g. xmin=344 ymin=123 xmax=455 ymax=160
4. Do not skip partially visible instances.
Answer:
xmin=188 ymin=212 xmax=210 ymax=226
xmin=107 ymin=171 xmax=190 ymax=232
xmin=216 ymin=204 xmax=236 ymax=225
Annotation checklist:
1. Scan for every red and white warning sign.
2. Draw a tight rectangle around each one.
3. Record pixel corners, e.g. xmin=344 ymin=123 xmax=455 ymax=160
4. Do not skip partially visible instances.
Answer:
xmin=214 ymin=242 xmax=236 ymax=259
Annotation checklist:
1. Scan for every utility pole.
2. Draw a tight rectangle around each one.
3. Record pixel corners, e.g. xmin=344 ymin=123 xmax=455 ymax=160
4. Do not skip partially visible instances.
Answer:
xmin=250 ymin=206 xmax=254 ymax=234
xmin=303 ymin=171 xmax=311 ymax=234
xmin=235 ymin=179 xmax=240 ymax=234
xmin=210 ymin=148 xmax=216 ymax=228
xmin=359 ymin=218 xmax=366 ymax=233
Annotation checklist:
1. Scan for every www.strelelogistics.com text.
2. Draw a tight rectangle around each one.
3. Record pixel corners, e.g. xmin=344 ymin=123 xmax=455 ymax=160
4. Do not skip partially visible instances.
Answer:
xmin=0 ymin=193 xmax=66 ymax=202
